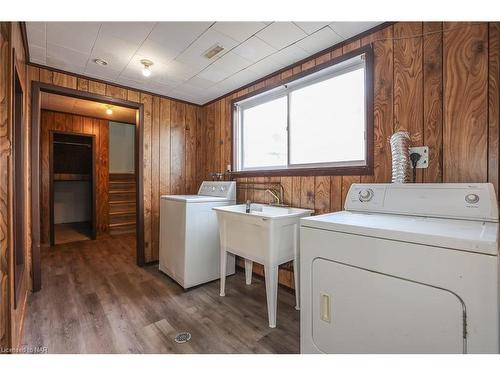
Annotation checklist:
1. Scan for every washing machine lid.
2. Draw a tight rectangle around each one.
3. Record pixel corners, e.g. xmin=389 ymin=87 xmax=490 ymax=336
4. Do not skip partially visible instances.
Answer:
xmin=160 ymin=194 xmax=233 ymax=203
xmin=301 ymin=211 xmax=499 ymax=255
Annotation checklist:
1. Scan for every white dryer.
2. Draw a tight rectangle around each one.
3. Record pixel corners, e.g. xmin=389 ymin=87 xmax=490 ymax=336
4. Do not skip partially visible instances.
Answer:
xmin=159 ymin=181 xmax=236 ymax=289
xmin=300 ymin=183 xmax=499 ymax=354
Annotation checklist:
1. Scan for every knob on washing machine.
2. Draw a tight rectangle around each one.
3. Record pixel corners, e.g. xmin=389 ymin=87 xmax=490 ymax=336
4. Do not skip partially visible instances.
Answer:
xmin=358 ymin=188 xmax=374 ymax=202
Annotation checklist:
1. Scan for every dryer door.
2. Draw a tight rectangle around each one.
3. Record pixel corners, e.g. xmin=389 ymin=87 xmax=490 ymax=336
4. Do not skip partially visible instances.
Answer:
xmin=311 ymin=258 xmax=466 ymax=353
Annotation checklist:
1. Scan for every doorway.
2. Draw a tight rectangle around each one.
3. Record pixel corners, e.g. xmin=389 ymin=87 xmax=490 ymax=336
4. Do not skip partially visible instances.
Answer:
xmin=50 ymin=132 xmax=96 ymax=245
xmin=31 ymin=82 xmax=145 ymax=292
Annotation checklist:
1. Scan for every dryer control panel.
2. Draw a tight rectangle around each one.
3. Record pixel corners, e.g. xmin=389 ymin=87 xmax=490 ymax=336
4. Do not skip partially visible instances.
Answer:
xmin=345 ymin=183 xmax=499 ymax=222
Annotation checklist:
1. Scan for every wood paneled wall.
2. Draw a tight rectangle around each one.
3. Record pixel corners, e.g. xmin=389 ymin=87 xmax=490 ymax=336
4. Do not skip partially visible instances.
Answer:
xmin=39 ymin=110 xmax=109 ymax=244
xmin=198 ymin=22 xmax=500 ymax=288
xmin=0 ymin=22 xmax=30 ymax=351
xmin=27 ymin=66 xmax=202 ymax=263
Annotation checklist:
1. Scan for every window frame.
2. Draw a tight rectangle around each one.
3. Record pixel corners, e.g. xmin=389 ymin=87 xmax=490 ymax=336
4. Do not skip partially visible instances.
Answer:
xmin=230 ymin=44 xmax=374 ymax=177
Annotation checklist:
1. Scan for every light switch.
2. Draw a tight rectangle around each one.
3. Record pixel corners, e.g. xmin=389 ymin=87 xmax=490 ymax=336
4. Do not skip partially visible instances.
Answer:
xmin=320 ymin=292 xmax=331 ymax=323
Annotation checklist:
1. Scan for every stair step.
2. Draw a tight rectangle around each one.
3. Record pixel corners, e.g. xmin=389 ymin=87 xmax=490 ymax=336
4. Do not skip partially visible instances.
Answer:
xmin=109 ymin=173 xmax=135 ymax=181
xmin=109 ymin=192 xmax=135 ymax=201
xmin=109 ymin=221 xmax=136 ymax=228
xmin=109 ymin=224 xmax=136 ymax=236
xmin=109 ymin=189 xmax=136 ymax=194
xmin=110 ymin=212 xmax=136 ymax=225
xmin=109 ymin=210 xmax=136 ymax=216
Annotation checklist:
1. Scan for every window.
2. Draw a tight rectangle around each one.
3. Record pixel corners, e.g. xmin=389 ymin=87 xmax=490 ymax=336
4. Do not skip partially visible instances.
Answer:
xmin=233 ymin=46 xmax=373 ymax=175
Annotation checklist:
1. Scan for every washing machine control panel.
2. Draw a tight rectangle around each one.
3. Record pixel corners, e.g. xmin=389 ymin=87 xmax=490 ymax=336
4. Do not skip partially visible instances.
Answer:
xmin=198 ymin=181 xmax=236 ymax=200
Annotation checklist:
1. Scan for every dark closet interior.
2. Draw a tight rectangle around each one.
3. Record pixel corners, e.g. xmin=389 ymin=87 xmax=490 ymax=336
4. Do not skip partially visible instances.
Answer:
xmin=51 ymin=132 xmax=96 ymax=245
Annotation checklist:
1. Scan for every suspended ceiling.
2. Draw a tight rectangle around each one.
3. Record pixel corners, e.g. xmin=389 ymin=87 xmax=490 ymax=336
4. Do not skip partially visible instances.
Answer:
xmin=26 ymin=22 xmax=382 ymax=105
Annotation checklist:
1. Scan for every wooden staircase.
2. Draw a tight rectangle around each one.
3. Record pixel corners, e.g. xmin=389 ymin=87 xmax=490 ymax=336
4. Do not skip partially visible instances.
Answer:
xmin=109 ymin=173 xmax=136 ymax=235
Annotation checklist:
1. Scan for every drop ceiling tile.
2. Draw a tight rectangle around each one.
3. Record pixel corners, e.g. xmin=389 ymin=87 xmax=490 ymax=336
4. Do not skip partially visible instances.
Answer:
xmin=198 ymin=52 xmax=251 ymax=83
xmin=175 ymin=28 xmax=240 ymax=70
xmin=99 ymin=22 xmax=155 ymax=45
xmin=115 ymin=76 xmax=144 ymax=91
xmin=91 ymin=33 xmax=137 ymax=71
xmin=144 ymin=81 xmax=176 ymax=96
xmin=163 ymin=60 xmax=198 ymax=82
xmin=29 ymin=45 xmax=46 ymax=63
xmin=26 ymin=23 xmax=46 ymax=47
xmin=232 ymin=36 xmax=276 ymax=63
xmin=271 ymin=44 xmax=309 ymax=66
xmin=84 ymin=62 xmax=121 ymax=81
xmin=167 ymin=88 xmax=202 ymax=104
xmin=185 ymin=75 xmax=217 ymax=89
xmin=247 ymin=54 xmax=283 ymax=76
xmin=46 ymin=22 xmax=100 ymax=54
xmin=294 ymin=27 xmax=343 ymax=55
xmin=293 ymin=22 xmax=330 ymax=35
xmin=26 ymin=21 xmax=46 ymax=33
xmin=47 ymin=43 xmax=89 ymax=69
xmin=136 ymin=39 xmax=179 ymax=66
xmin=217 ymin=69 xmax=261 ymax=91
xmin=329 ymin=22 xmax=382 ymax=39
xmin=148 ymin=22 xmax=213 ymax=54
xmin=46 ymin=59 xmax=85 ymax=75
xmin=212 ymin=22 xmax=268 ymax=42
xmin=256 ymin=22 xmax=307 ymax=50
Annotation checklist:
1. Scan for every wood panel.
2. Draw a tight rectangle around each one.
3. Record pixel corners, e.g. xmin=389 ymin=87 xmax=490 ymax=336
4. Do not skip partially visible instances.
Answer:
xmin=170 ymin=101 xmax=186 ymax=195
xmin=423 ymin=22 xmax=444 ymax=183
xmin=39 ymin=110 xmax=109 ymax=244
xmin=159 ymin=98 xmax=171 ymax=196
xmin=151 ymin=97 xmax=160 ymax=261
xmin=394 ymin=22 xmax=424 ymax=182
xmin=443 ymin=22 xmax=489 ymax=182
xmin=185 ymin=105 xmax=197 ymax=194
xmin=1 ymin=21 xmax=30 ymax=351
xmin=140 ymin=93 xmax=152 ymax=262
xmin=0 ymin=21 xmax=10 ymax=351
xmin=488 ymin=23 xmax=500 ymax=195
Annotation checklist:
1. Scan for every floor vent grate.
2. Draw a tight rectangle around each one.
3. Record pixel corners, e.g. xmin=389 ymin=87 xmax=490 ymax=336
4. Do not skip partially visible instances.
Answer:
xmin=174 ymin=332 xmax=192 ymax=344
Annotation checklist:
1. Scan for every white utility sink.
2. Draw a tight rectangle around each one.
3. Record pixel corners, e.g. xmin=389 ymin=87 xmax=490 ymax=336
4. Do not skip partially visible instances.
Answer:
xmin=214 ymin=203 xmax=313 ymax=328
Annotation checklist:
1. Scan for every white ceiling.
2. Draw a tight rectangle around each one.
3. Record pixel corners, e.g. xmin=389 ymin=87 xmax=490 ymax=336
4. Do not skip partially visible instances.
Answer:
xmin=41 ymin=92 xmax=137 ymax=123
xmin=26 ymin=22 xmax=382 ymax=105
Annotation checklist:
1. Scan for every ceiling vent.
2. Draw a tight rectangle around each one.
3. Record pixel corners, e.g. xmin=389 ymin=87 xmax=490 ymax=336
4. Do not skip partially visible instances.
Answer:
xmin=204 ymin=44 xmax=224 ymax=59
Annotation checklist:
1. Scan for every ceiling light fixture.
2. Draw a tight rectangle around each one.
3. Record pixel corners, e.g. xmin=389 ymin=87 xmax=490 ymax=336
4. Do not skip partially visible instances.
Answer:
xmin=93 ymin=58 xmax=108 ymax=66
xmin=105 ymin=105 xmax=113 ymax=115
xmin=141 ymin=59 xmax=154 ymax=77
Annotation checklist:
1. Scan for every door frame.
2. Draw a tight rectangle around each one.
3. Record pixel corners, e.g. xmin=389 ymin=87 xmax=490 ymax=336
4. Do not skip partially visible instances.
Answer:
xmin=31 ymin=82 xmax=145 ymax=292
xmin=49 ymin=131 xmax=97 ymax=245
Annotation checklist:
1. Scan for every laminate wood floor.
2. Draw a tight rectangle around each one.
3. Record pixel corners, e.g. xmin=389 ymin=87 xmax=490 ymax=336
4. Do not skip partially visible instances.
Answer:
xmin=54 ymin=222 xmax=91 ymax=245
xmin=23 ymin=234 xmax=300 ymax=353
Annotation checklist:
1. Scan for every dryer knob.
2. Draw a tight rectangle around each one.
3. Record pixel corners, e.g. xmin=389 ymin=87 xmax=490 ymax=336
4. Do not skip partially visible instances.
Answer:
xmin=465 ymin=193 xmax=479 ymax=204
xmin=358 ymin=188 xmax=374 ymax=202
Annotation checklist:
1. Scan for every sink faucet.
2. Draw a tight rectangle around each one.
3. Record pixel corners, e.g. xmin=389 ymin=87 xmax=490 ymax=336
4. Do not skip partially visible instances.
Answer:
xmin=246 ymin=200 xmax=251 ymax=213
xmin=265 ymin=189 xmax=281 ymax=206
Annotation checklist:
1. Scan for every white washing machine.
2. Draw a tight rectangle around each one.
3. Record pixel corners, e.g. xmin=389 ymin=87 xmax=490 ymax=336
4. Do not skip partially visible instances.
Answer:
xmin=300 ymin=183 xmax=499 ymax=354
xmin=159 ymin=181 xmax=236 ymax=289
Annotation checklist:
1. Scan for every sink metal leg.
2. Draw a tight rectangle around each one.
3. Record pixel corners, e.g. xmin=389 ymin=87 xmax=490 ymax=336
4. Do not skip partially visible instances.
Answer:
xmin=220 ymin=249 xmax=227 ymax=297
xmin=264 ymin=264 xmax=278 ymax=328
xmin=244 ymin=259 xmax=253 ymax=285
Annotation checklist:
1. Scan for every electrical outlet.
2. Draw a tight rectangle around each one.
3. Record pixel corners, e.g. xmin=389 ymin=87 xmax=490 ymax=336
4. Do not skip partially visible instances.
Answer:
xmin=409 ymin=146 xmax=429 ymax=168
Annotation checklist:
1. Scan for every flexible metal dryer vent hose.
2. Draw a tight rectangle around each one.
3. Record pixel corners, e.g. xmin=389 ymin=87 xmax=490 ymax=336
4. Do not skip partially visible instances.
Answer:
xmin=390 ymin=131 xmax=411 ymax=184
